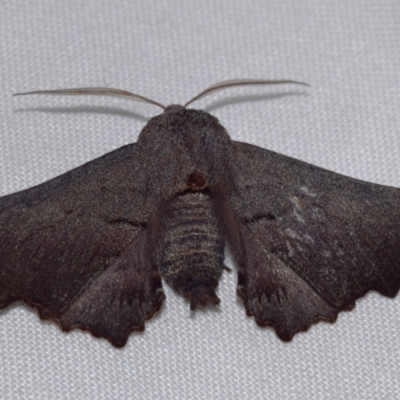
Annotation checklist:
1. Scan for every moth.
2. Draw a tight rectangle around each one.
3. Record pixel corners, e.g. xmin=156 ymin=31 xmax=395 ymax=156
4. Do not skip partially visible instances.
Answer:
xmin=1 ymin=80 xmax=399 ymax=348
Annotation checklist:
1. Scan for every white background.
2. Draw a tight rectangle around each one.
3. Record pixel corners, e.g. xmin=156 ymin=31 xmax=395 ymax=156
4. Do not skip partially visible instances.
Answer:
xmin=1 ymin=1 xmax=399 ymax=399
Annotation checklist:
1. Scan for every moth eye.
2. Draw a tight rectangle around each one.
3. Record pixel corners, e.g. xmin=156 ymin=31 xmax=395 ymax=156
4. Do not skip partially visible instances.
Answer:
xmin=186 ymin=171 xmax=207 ymax=190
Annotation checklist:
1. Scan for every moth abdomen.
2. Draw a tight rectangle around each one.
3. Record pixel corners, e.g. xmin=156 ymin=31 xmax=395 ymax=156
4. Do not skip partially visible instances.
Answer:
xmin=160 ymin=191 xmax=224 ymax=309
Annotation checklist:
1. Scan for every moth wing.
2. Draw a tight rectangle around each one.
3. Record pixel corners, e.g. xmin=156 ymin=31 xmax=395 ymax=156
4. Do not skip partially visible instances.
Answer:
xmin=0 ymin=143 xmax=165 ymax=347
xmin=225 ymin=141 xmax=400 ymax=340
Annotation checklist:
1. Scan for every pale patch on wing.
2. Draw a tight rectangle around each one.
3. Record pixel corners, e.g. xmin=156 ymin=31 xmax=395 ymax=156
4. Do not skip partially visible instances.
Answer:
xmin=289 ymin=196 xmax=306 ymax=223
xmin=285 ymin=239 xmax=295 ymax=258
xmin=300 ymin=186 xmax=317 ymax=197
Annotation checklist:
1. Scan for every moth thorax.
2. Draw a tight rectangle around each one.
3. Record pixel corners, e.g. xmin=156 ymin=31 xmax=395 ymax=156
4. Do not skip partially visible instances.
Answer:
xmin=159 ymin=191 xmax=224 ymax=309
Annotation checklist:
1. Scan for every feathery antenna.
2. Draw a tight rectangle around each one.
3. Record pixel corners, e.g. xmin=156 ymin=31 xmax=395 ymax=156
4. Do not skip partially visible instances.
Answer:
xmin=184 ymin=79 xmax=309 ymax=107
xmin=14 ymin=79 xmax=308 ymax=111
xmin=13 ymin=87 xmax=166 ymax=110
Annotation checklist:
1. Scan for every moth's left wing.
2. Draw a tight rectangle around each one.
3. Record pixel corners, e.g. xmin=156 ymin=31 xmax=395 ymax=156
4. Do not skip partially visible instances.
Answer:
xmin=0 ymin=143 xmax=165 ymax=347
xmin=224 ymin=141 xmax=400 ymax=340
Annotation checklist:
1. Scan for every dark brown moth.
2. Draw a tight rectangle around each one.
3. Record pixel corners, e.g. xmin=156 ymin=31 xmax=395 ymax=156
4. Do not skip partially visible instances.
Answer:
xmin=1 ymin=80 xmax=400 ymax=348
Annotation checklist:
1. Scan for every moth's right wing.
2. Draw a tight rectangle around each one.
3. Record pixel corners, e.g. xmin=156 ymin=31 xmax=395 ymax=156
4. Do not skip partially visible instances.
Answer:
xmin=0 ymin=143 xmax=165 ymax=347
xmin=222 ymin=141 xmax=400 ymax=340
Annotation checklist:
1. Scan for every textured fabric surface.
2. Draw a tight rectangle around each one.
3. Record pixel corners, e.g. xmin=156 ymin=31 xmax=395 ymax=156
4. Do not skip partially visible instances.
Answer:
xmin=1 ymin=1 xmax=399 ymax=399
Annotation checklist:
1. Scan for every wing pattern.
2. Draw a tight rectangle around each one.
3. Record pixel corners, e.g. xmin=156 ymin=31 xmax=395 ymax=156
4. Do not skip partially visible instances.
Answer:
xmin=0 ymin=144 xmax=164 ymax=347
xmin=225 ymin=142 xmax=400 ymax=339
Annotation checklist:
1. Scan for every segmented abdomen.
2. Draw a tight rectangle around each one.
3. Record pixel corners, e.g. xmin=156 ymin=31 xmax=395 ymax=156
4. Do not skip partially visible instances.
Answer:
xmin=160 ymin=191 xmax=224 ymax=295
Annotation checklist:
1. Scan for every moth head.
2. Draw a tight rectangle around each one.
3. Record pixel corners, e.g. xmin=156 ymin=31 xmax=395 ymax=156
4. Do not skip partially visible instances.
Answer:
xmin=164 ymin=104 xmax=185 ymax=113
